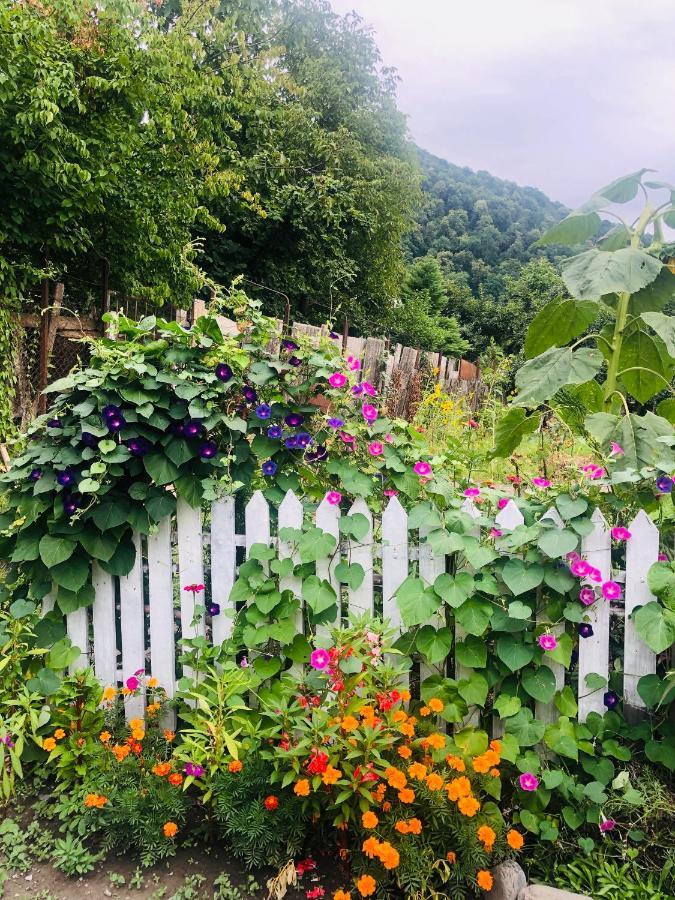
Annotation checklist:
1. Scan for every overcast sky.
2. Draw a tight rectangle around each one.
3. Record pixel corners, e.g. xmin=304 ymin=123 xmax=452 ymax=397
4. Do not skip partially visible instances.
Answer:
xmin=329 ymin=0 xmax=675 ymax=208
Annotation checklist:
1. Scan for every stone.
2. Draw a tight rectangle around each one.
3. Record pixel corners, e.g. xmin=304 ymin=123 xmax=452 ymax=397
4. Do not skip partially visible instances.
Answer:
xmin=518 ymin=886 xmax=591 ymax=900
xmin=483 ymin=861 xmax=527 ymax=899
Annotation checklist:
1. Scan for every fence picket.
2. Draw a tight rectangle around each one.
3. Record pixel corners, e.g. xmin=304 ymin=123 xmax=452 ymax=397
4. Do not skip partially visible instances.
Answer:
xmin=92 ymin=562 xmax=116 ymax=686
xmin=419 ymin=520 xmax=447 ymax=694
xmin=381 ymin=497 xmax=409 ymax=633
xmin=176 ymin=498 xmax=205 ymax=642
xmin=536 ymin=507 xmax=566 ymax=725
xmin=119 ymin=532 xmax=145 ymax=721
xmin=346 ymin=497 xmax=374 ymax=618
xmin=624 ymin=510 xmax=658 ymax=711
xmin=278 ymin=490 xmax=304 ymax=664
xmin=67 ymin=607 xmax=88 ymax=673
xmin=493 ymin=499 xmax=524 ymax=736
xmin=210 ymin=497 xmax=236 ymax=646
xmin=454 ymin=499 xmax=481 ymax=726
xmin=578 ymin=509 xmax=611 ymax=721
xmin=315 ymin=497 xmax=341 ymax=634
xmin=147 ymin=517 xmax=176 ymax=725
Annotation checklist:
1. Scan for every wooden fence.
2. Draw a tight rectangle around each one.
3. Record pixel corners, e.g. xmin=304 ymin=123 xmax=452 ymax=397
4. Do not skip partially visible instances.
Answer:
xmin=43 ymin=492 xmax=659 ymax=729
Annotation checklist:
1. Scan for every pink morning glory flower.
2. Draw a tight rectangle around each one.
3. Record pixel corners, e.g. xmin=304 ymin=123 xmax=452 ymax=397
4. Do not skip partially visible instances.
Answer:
xmin=497 ymin=497 xmax=510 ymax=510
xmin=519 ymin=772 xmax=539 ymax=792
xmin=659 ymin=553 xmax=668 ymax=562
xmin=532 ymin=477 xmax=551 ymax=488
xmin=582 ymin=464 xmax=599 ymax=475
xmin=611 ymin=526 xmax=631 ymax=541
xmin=368 ymin=442 xmax=383 ymax=456
xmin=347 ymin=355 xmax=361 ymax=371
xmin=383 ymin=489 xmax=399 ymax=497
xmin=384 ymin=433 xmax=393 ymax=443
xmin=361 ymin=403 xmax=378 ymax=422
xmin=566 ymin=551 xmax=580 ymax=561
xmin=539 ymin=633 xmax=558 ymax=651
xmin=570 ymin=559 xmax=590 ymax=577
xmin=590 ymin=467 xmax=607 ymax=480
xmin=599 ymin=818 xmax=616 ymax=833
xmin=579 ymin=587 xmax=596 ymax=606
xmin=361 ymin=382 xmax=377 ymax=396
xmin=463 ymin=487 xmax=480 ymax=497
xmin=240 ymin=656 xmax=249 ymax=668
xmin=413 ymin=461 xmax=432 ymax=477
xmin=125 ymin=676 xmax=139 ymax=692
xmin=490 ymin=528 xmax=503 ymax=538
xmin=588 ymin=566 xmax=603 ymax=583
xmin=601 ymin=580 xmax=622 ymax=601
xmin=328 ymin=372 xmax=347 ymax=388
xmin=339 ymin=431 xmax=356 ymax=443
xmin=466 ymin=419 xmax=479 ymax=429
xmin=609 ymin=442 xmax=624 ymax=457
xmin=310 ymin=648 xmax=330 ymax=670
xmin=325 ymin=491 xmax=342 ymax=505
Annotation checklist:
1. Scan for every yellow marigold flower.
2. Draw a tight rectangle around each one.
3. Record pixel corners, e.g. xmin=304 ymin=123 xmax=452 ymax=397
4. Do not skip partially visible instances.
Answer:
xmin=294 ymin=779 xmax=310 ymax=797
xmin=341 ymin=715 xmax=359 ymax=732
xmin=397 ymin=745 xmax=412 ymax=759
xmin=147 ymin=677 xmax=158 ymax=688
xmin=361 ymin=811 xmax=378 ymax=829
xmin=476 ymin=870 xmax=493 ymax=891
xmin=129 ymin=718 xmax=144 ymax=731
xmin=394 ymin=821 xmax=409 ymax=834
xmin=102 ymin=686 xmax=116 ymax=701
xmin=408 ymin=762 xmax=427 ymax=780
xmin=356 ymin=874 xmax=376 ymax=897
xmin=99 ymin=731 xmax=111 ymax=743
xmin=54 ymin=728 xmax=66 ymax=740
xmin=477 ymin=824 xmax=496 ymax=848
xmin=507 ymin=829 xmax=524 ymax=850
xmin=426 ymin=773 xmax=444 ymax=791
xmin=398 ymin=788 xmax=415 ymax=803
xmin=322 ymin=765 xmax=342 ymax=785
xmin=146 ymin=702 xmax=161 ymax=716
xmin=428 ymin=698 xmax=444 ymax=713
xmin=458 ymin=795 xmax=480 ymax=817
xmin=419 ymin=706 xmax=431 ymax=717
xmin=131 ymin=728 xmax=145 ymax=742
xmin=445 ymin=755 xmax=466 ymax=772
xmin=42 ymin=738 xmax=56 ymax=752
xmin=121 ymin=687 xmax=132 ymax=696
xmin=362 ymin=837 xmax=381 ymax=859
xmin=407 ymin=818 xmax=422 ymax=835
xmin=426 ymin=732 xmax=446 ymax=750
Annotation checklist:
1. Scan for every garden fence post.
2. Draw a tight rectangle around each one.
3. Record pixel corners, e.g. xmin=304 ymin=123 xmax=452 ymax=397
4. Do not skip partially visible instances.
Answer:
xmin=455 ymin=498 xmax=481 ymax=727
xmin=418 ymin=520 xmax=447 ymax=706
xmin=92 ymin=561 xmax=117 ymax=688
xmin=244 ymin=491 xmax=271 ymax=675
xmin=66 ymin=607 xmax=88 ymax=674
xmin=210 ymin=496 xmax=237 ymax=646
xmin=346 ymin=497 xmax=374 ymax=619
xmin=381 ymin=496 xmax=409 ymax=685
xmin=315 ymin=496 xmax=341 ymax=639
xmin=176 ymin=497 xmax=205 ymax=644
xmin=623 ymin=509 xmax=658 ymax=714
xmin=119 ymin=531 xmax=145 ymax=721
xmin=536 ymin=507 xmax=566 ymax=725
xmin=278 ymin=490 xmax=304 ymax=675
xmin=578 ymin=509 xmax=611 ymax=721
xmin=147 ymin=516 xmax=176 ymax=727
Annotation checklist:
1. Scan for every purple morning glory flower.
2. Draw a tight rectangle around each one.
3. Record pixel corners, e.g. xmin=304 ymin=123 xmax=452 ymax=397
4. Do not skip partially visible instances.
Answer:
xmin=313 ymin=444 xmax=327 ymax=461
xmin=62 ymin=494 xmax=80 ymax=517
xmin=267 ymin=424 xmax=283 ymax=439
xmin=296 ymin=432 xmax=312 ymax=449
xmin=80 ymin=432 xmax=99 ymax=448
xmin=578 ymin=623 xmax=594 ymax=638
xmin=215 ymin=363 xmax=233 ymax=382
xmin=29 ymin=468 xmax=42 ymax=481
xmin=207 ymin=603 xmax=220 ymax=617
xmin=284 ymin=435 xmax=299 ymax=450
xmin=46 ymin=418 xmax=61 ymax=428
xmin=242 ymin=386 xmax=257 ymax=403
xmin=126 ymin=437 xmax=152 ymax=457
xmin=256 ymin=404 xmax=271 ymax=420
xmin=106 ymin=414 xmax=126 ymax=433
xmin=198 ymin=440 xmax=218 ymax=459
xmin=656 ymin=474 xmax=674 ymax=494
xmin=603 ymin=690 xmax=620 ymax=710
xmin=288 ymin=356 xmax=302 ymax=367
xmin=183 ymin=419 xmax=203 ymax=439
xmin=56 ymin=469 xmax=75 ymax=487
xmin=261 ymin=459 xmax=277 ymax=476
xmin=281 ymin=339 xmax=298 ymax=351
xmin=329 ymin=331 xmax=340 ymax=340
xmin=327 ymin=418 xmax=344 ymax=429
xmin=102 ymin=404 xmax=121 ymax=420
xmin=351 ymin=384 xmax=364 ymax=396
xmin=285 ymin=413 xmax=304 ymax=427
xmin=169 ymin=421 xmax=185 ymax=436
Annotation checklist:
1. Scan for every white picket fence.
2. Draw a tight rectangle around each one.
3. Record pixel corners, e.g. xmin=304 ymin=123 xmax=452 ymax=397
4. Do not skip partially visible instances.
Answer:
xmin=44 ymin=492 xmax=660 ymax=726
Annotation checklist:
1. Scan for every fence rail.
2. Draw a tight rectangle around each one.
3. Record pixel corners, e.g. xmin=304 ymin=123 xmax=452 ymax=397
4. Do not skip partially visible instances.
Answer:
xmin=43 ymin=493 xmax=659 ymax=730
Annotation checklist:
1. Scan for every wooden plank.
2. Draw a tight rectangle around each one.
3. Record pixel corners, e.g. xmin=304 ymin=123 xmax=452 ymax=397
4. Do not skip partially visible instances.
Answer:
xmin=346 ymin=497 xmax=374 ymax=618
xmin=315 ymin=497 xmax=341 ymax=635
xmin=578 ymin=509 xmax=611 ymax=721
xmin=210 ymin=497 xmax=237 ymax=646
xmin=119 ymin=532 xmax=145 ymax=721
xmin=278 ymin=490 xmax=304 ymax=672
xmin=147 ymin=517 xmax=176 ymax=726
xmin=67 ymin=607 xmax=88 ymax=673
xmin=176 ymin=497 xmax=205 ymax=642
xmin=345 ymin=336 xmax=365 ymax=364
xmin=92 ymin=562 xmax=117 ymax=687
xmin=245 ymin=490 xmax=271 ymax=556
xmin=624 ymin=509 xmax=658 ymax=711
xmin=381 ymin=496 xmax=408 ymax=634
xmin=362 ymin=336 xmax=385 ymax=386
xmin=535 ymin=507 xmax=566 ymax=725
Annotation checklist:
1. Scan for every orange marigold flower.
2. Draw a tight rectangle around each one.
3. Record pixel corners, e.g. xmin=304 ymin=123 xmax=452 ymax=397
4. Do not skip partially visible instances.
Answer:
xmin=129 ymin=718 xmax=144 ymax=731
xmin=153 ymin=762 xmax=171 ymax=777
xmin=407 ymin=818 xmax=422 ymax=835
xmin=228 ymin=760 xmax=243 ymax=773
xmin=507 ymin=829 xmax=524 ymax=850
xmin=426 ymin=732 xmax=446 ymax=750
xmin=99 ymin=731 xmax=111 ymax=743
xmin=445 ymin=755 xmax=466 ymax=772
xmin=322 ymin=765 xmax=342 ymax=785
xmin=477 ymin=825 xmax=496 ymax=848
xmin=446 ymin=776 xmax=472 ymax=801
xmin=362 ymin=837 xmax=381 ymax=859
xmin=392 ymin=710 xmax=407 ymax=724
xmin=359 ymin=706 xmax=376 ymax=719
xmin=54 ymin=728 xmax=66 ymax=740
xmin=102 ymin=686 xmax=116 ymax=701
xmin=428 ymin=698 xmax=444 ymax=713
xmin=376 ymin=841 xmax=399 ymax=870
xmin=163 ymin=821 xmax=178 ymax=838
xmin=489 ymin=739 xmax=501 ymax=753
xmin=146 ymin=702 xmax=161 ymax=716
xmin=419 ymin=706 xmax=431 ymax=717
xmin=341 ymin=715 xmax=359 ymax=732
xmin=334 ymin=891 xmax=351 ymax=900
xmin=399 ymin=722 xmax=415 ymax=738
xmin=394 ymin=821 xmax=409 ymax=834
xmin=356 ymin=874 xmax=376 ymax=897
xmin=398 ymin=788 xmax=415 ymax=803
xmin=384 ymin=767 xmax=407 ymax=790
xmin=163 ymin=730 xmax=175 ymax=742
xmin=42 ymin=738 xmax=56 ymax=752
xmin=446 ymin=851 xmax=456 ymax=864
xmin=372 ymin=783 xmax=386 ymax=802
xmin=426 ymin=773 xmax=444 ymax=791
xmin=147 ymin=677 xmax=158 ymax=688
xmin=362 ymin=811 xmax=379 ymax=829
xmin=382 ymin=801 xmax=392 ymax=812
xmin=112 ymin=744 xmax=130 ymax=761
xmin=131 ymin=728 xmax=145 ymax=742
xmin=408 ymin=762 xmax=427 ymax=780
xmin=84 ymin=793 xmax=107 ymax=808
xmin=121 ymin=687 xmax=132 ymax=696
xmin=458 ymin=796 xmax=480 ymax=817
xmin=294 ymin=779 xmax=310 ymax=797
xmin=476 ymin=870 xmax=493 ymax=891
xmin=397 ymin=745 xmax=412 ymax=759
xmin=399 ymin=689 xmax=411 ymax=702
xmin=490 ymin=768 xmax=500 ymax=778
xmin=168 ymin=772 xmax=183 ymax=787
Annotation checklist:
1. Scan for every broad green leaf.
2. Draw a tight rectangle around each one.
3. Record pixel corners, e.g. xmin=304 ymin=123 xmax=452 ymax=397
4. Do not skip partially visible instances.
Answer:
xmin=585 ymin=673 xmax=607 ymax=690
xmin=492 ymin=407 xmax=540 ymax=457
xmin=426 ymin=529 xmax=467 ymax=555
xmin=395 ymin=577 xmax=442 ymax=627
xmin=91 ymin=500 xmax=131 ymax=531
xmin=338 ymin=513 xmax=370 ymax=542
xmin=9 ymin=599 xmax=36 ymax=618
xmin=629 ymin=266 xmax=675 ymax=314
xmin=143 ymin=453 xmax=180 ymax=486
xmin=537 ymin=528 xmax=578 ymax=559
xmin=524 ymin=299 xmax=599 ymax=359
xmin=585 ymin=411 xmax=675 ymax=472
xmin=657 ymin=397 xmax=675 ymax=425
xmin=555 ymin=494 xmax=588 ymax=519
xmin=458 ymin=672 xmax=489 ymax=707
xmin=554 ymin=686 xmax=578 ymax=717
xmin=51 ymin=552 xmax=89 ymax=593
xmin=507 ymin=601 xmax=532 ymax=620
xmin=493 ymin=694 xmax=521 ymax=718
xmin=416 ymin=625 xmax=453 ymax=665
xmin=536 ymin=211 xmax=602 ymax=247
xmin=633 ymin=601 xmax=675 ymax=653
xmin=46 ymin=637 xmax=81 ymax=670
xmin=596 ymin=169 xmax=652 ymax=203
xmin=514 ymin=347 xmax=604 ymax=407
xmin=301 ymin=577 xmax=337 ymax=616
xmin=545 ymin=632 xmax=573 ymax=668
xmin=99 ymin=537 xmax=136 ymax=577
xmin=505 ymin=708 xmax=545 ymax=746
xmin=454 ymin=635 xmax=487 ymax=668
xmin=647 ymin=561 xmax=675 ymax=609
xmin=522 ymin=665 xmax=557 ymax=703
xmin=618 ymin=326 xmax=671 ymax=403
xmin=454 ymin=598 xmax=493 ymax=636
xmin=544 ymin=566 xmax=576 ymax=594
xmin=496 ymin=634 xmax=535 ymax=671
xmin=26 ymin=668 xmax=62 ymax=696
xmin=38 ymin=535 xmax=76 ymax=568
xmin=175 ymin=473 xmax=203 ymax=508
xmin=434 ymin=572 xmax=474 ymax=608
xmin=596 ymin=224 xmax=630 ymax=251
xmin=78 ymin=530 xmax=118 ymax=563
xmin=562 ymin=806 xmax=584 ymax=830
xmin=334 ymin=562 xmax=365 ymax=590
xmin=252 ymin=657 xmax=282 ymax=679
xmin=519 ymin=810 xmax=540 ymax=834
xmin=299 ymin=527 xmax=337 ymax=563
xmin=562 ymin=248 xmax=662 ymax=300
xmin=641 ymin=311 xmax=675 ymax=358
xmin=502 ymin=558 xmax=544 ymax=595
xmin=636 ymin=673 xmax=664 ymax=709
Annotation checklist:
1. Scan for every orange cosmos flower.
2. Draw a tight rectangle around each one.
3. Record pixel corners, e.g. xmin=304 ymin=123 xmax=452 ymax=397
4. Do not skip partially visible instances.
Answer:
xmin=398 ymin=788 xmax=415 ymax=803
xmin=294 ymin=779 xmax=310 ymax=797
xmin=428 ymin=698 xmax=444 ymax=713
xmin=163 ymin=821 xmax=178 ymax=838
xmin=322 ymin=765 xmax=342 ymax=785
xmin=168 ymin=772 xmax=183 ymax=787
xmin=153 ymin=762 xmax=171 ymax=777
xmin=42 ymin=738 xmax=56 ymax=752
xmin=362 ymin=811 xmax=378 ymax=829
xmin=476 ymin=870 xmax=493 ymax=891
xmin=362 ymin=837 xmax=381 ymax=859
xmin=446 ymin=851 xmax=456 ymax=863
xmin=356 ymin=875 xmax=376 ymax=897
xmin=426 ymin=773 xmax=444 ymax=791
xmin=507 ymin=829 xmax=524 ymax=850
xmin=228 ymin=760 xmax=243 ymax=773
xmin=458 ymin=795 xmax=480 ymax=817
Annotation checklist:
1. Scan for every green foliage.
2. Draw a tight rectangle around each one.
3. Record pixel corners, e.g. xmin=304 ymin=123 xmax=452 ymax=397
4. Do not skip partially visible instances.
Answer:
xmin=51 ymin=833 xmax=101 ymax=876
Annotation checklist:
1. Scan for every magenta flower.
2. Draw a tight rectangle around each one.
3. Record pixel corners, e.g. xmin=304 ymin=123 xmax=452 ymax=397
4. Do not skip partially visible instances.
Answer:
xmin=490 ymin=528 xmax=503 ymax=538
xmin=347 ymin=355 xmax=361 ymax=371
xmin=532 ymin=477 xmax=551 ymax=489
xmin=339 ymin=431 xmax=356 ymax=444
xmin=566 ymin=551 xmax=580 ymax=561
xmin=183 ymin=583 xmax=205 ymax=594
xmin=361 ymin=403 xmax=378 ymax=422
xmin=538 ymin=633 xmax=557 ymax=651
xmin=463 ymin=487 xmax=480 ymax=497
xmin=240 ymin=656 xmax=249 ymax=668
xmin=466 ymin=419 xmax=479 ymax=429
xmin=570 ymin=559 xmax=590 ymax=577
xmin=519 ymin=772 xmax=539 ymax=792
xmin=125 ymin=676 xmax=139 ymax=692
xmin=497 ymin=497 xmax=510 ymax=510
xmin=611 ymin=526 xmax=631 ymax=541
xmin=588 ymin=566 xmax=603 ymax=583
xmin=579 ymin=587 xmax=596 ymax=606
xmin=590 ymin=467 xmax=607 ymax=480
xmin=413 ymin=461 xmax=432 ymax=477
xmin=599 ymin=818 xmax=616 ymax=833
xmin=384 ymin=433 xmax=393 ymax=443
xmin=325 ymin=491 xmax=342 ymax=505
xmin=328 ymin=372 xmax=347 ymax=388
xmin=659 ymin=553 xmax=668 ymax=562
xmin=361 ymin=381 xmax=377 ymax=397
xmin=368 ymin=442 xmax=383 ymax=456
xmin=601 ymin=580 xmax=622 ymax=601
xmin=582 ymin=464 xmax=599 ymax=475
xmin=383 ymin=489 xmax=399 ymax=497
xmin=310 ymin=648 xmax=330 ymax=670
xmin=609 ymin=442 xmax=624 ymax=457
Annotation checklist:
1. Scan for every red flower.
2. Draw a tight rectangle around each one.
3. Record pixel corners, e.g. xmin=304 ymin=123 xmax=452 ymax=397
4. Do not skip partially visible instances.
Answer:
xmin=306 ymin=889 xmax=325 ymax=899
xmin=296 ymin=858 xmax=317 ymax=876
xmin=264 ymin=795 xmax=279 ymax=811
xmin=306 ymin=749 xmax=329 ymax=775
